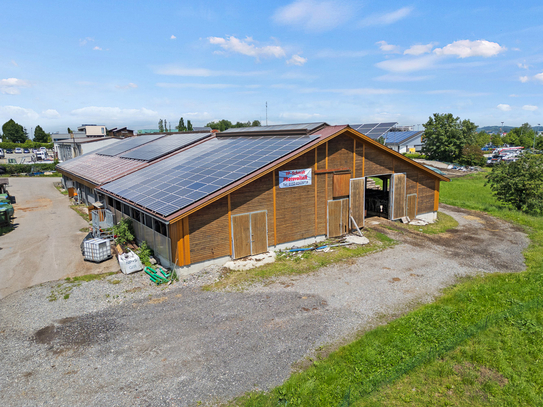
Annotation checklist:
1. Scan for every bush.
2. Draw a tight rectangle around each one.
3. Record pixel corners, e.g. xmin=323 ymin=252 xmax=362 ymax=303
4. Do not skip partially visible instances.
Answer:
xmin=0 ymin=141 xmax=53 ymax=150
xmin=1 ymin=162 xmax=59 ymax=174
xmin=459 ymin=144 xmax=486 ymax=166
xmin=403 ymin=153 xmax=426 ymax=159
xmin=485 ymin=154 xmax=543 ymax=215
xmin=113 ymin=218 xmax=135 ymax=245
xmin=138 ymin=241 xmax=153 ymax=264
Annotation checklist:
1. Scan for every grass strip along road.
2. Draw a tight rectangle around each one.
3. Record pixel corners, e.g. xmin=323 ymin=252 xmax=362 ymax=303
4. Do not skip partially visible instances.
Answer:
xmin=233 ymin=172 xmax=543 ymax=406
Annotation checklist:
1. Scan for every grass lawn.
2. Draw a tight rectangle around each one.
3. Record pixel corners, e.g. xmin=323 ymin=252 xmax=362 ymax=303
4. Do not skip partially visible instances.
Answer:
xmin=232 ymin=171 xmax=543 ymax=406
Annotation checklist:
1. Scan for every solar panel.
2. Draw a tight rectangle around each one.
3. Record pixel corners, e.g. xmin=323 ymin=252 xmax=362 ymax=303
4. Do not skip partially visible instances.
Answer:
xmin=351 ymin=122 xmax=398 ymax=139
xmin=102 ymin=135 xmax=317 ymax=217
xmin=120 ymin=133 xmax=211 ymax=161
xmin=97 ymin=134 xmax=165 ymax=157
xmin=220 ymin=122 xmax=327 ymax=135
xmin=384 ymin=131 xmax=423 ymax=144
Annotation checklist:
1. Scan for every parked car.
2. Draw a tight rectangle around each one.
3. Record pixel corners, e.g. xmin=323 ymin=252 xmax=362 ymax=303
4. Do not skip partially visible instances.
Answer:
xmin=15 ymin=148 xmax=22 ymax=154
xmin=23 ymin=148 xmax=30 ymax=153
xmin=39 ymin=147 xmax=47 ymax=152
xmin=0 ymin=149 xmax=4 ymax=159
xmin=6 ymin=149 xmax=13 ymax=154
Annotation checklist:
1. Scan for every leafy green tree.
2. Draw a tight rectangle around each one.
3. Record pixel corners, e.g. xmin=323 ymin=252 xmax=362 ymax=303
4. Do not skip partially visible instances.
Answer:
xmin=186 ymin=120 xmax=193 ymax=131
xmin=377 ymin=136 xmax=386 ymax=145
xmin=158 ymin=119 xmax=164 ymax=132
xmin=177 ymin=117 xmax=186 ymax=131
xmin=67 ymin=127 xmax=72 ymax=134
xmin=459 ymin=144 xmax=485 ymax=166
xmin=164 ymin=119 xmax=168 ymax=132
xmin=474 ymin=131 xmax=491 ymax=148
xmin=421 ymin=113 xmax=477 ymax=162
xmin=503 ymin=123 xmax=535 ymax=148
xmin=2 ymin=119 xmax=27 ymax=143
xmin=491 ymin=132 xmax=503 ymax=147
xmin=251 ymin=120 xmax=261 ymax=127
xmin=33 ymin=125 xmax=50 ymax=143
xmin=485 ymin=154 xmax=543 ymax=215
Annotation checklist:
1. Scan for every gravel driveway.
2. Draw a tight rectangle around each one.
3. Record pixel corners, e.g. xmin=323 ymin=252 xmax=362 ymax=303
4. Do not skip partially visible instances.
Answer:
xmin=0 ymin=205 xmax=528 ymax=406
xmin=0 ymin=177 xmax=119 ymax=299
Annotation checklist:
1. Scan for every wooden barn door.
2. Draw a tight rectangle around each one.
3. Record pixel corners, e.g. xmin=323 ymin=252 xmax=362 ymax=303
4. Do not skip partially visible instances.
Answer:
xmin=231 ymin=211 xmax=268 ymax=259
xmin=328 ymin=198 xmax=349 ymax=237
xmin=350 ymin=177 xmax=365 ymax=229
xmin=389 ymin=173 xmax=407 ymax=220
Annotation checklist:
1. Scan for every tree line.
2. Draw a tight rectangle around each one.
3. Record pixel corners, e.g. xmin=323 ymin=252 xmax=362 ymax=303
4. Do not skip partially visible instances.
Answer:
xmin=421 ymin=113 xmax=543 ymax=166
xmin=1 ymin=119 xmax=51 ymax=143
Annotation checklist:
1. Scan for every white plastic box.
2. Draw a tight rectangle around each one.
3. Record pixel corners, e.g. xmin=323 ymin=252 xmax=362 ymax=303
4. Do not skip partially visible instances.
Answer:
xmin=83 ymin=238 xmax=111 ymax=262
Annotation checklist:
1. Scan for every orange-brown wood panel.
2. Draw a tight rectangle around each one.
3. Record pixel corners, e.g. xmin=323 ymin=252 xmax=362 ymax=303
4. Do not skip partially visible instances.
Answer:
xmin=350 ymin=178 xmax=365 ymax=228
xmin=328 ymin=134 xmax=354 ymax=170
xmin=230 ymin=172 xmax=275 ymax=246
xmin=333 ymin=173 xmax=351 ymax=197
xmin=168 ymin=219 xmax=183 ymax=266
xmin=407 ymin=194 xmax=417 ymax=220
xmin=316 ymin=144 xmax=327 ymax=170
xmin=250 ymin=211 xmax=268 ymax=255
xmin=417 ymin=173 xmax=436 ymax=214
xmin=341 ymin=198 xmax=349 ymax=235
xmin=275 ymin=151 xmax=316 ymax=244
xmin=328 ymin=200 xmax=342 ymax=237
xmin=434 ymin=179 xmax=440 ymax=212
xmin=232 ymin=214 xmax=251 ymax=259
xmin=183 ymin=217 xmax=190 ymax=265
xmin=188 ymin=197 xmax=229 ymax=263
xmin=316 ymin=173 xmax=327 ymax=235
xmin=391 ymin=173 xmax=407 ymax=219
xmin=364 ymin=144 xmax=394 ymax=176
xmin=393 ymin=158 xmax=419 ymax=195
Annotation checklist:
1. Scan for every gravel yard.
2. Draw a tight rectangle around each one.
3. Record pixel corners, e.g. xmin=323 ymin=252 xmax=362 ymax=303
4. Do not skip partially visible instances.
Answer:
xmin=0 ymin=205 xmax=528 ymax=406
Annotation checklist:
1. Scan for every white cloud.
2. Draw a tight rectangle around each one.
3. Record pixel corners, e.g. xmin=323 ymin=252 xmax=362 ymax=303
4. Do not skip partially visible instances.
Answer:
xmin=79 ymin=37 xmax=94 ymax=46
xmin=11 ymin=60 xmax=18 ymax=67
xmin=115 ymin=83 xmax=138 ymax=89
xmin=93 ymin=46 xmax=102 ymax=51
xmin=517 ymin=62 xmax=529 ymax=69
xmin=170 ymin=35 xmax=176 ymax=40
xmin=519 ymin=76 xmax=529 ymax=83
xmin=154 ymin=65 xmax=268 ymax=77
xmin=0 ymin=105 xmax=39 ymax=120
xmin=535 ymin=72 xmax=543 ymax=82
xmin=404 ymin=43 xmax=436 ymax=56
xmin=433 ymin=40 xmax=505 ymax=58
xmin=376 ymin=41 xmax=400 ymax=54
xmin=522 ymin=105 xmax=538 ymax=111
xmin=41 ymin=109 xmax=61 ymax=119
xmin=360 ymin=7 xmax=413 ymax=27
xmin=70 ymin=106 xmax=158 ymax=121
xmin=272 ymin=0 xmax=354 ymax=32
xmin=0 ymin=78 xmax=31 ymax=95
xmin=287 ymin=54 xmax=307 ymax=66
xmin=497 ymin=104 xmax=512 ymax=111
xmin=208 ymin=36 xmax=286 ymax=59
xmin=156 ymin=83 xmax=238 ymax=89
xmin=376 ymin=55 xmax=438 ymax=72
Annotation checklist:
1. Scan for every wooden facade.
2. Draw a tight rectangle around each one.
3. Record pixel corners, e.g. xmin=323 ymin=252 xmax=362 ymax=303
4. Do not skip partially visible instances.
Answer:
xmin=168 ymin=128 xmax=447 ymax=267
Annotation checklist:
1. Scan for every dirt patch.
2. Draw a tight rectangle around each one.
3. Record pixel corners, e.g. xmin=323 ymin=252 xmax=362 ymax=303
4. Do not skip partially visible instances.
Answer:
xmin=33 ymin=314 xmax=118 ymax=351
xmin=147 ymin=296 xmax=168 ymax=304
xmin=454 ymin=362 xmax=509 ymax=387
xmin=13 ymin=197 xmax=53 ymax=212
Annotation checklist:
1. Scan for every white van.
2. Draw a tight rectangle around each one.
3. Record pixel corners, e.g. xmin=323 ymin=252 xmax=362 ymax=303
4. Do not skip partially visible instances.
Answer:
xmin=36 ymin=151 xmax=48 ymax=161
xmin=0 ymin=148 xmax=4 ymax=159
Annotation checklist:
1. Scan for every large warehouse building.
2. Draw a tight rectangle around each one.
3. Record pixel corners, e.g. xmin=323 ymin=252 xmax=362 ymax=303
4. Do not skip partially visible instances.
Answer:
xmin=58 ymin=123 xmax=449 ymax=272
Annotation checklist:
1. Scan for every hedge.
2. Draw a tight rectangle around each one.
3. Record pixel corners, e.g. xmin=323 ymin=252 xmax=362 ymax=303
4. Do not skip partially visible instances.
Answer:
xmin=0 ymin=162 xmax=59 ymax=174
xmin=0 ymin=141 xmax=54 ymax=150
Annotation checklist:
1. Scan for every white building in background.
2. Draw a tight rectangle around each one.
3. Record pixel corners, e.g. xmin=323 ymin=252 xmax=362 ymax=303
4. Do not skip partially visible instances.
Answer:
xmin=55 ymin=137 xmax=120 ymax=162
xmin=77 ymin=124 xmax=107 ymax=137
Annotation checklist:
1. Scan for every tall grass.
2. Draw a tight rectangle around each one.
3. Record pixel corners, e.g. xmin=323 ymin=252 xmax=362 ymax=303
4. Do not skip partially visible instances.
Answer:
xmin=233 ymin=172 xmax=543 ymax=406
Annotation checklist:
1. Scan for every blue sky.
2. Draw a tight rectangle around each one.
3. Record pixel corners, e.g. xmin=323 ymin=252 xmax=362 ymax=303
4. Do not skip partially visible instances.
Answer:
xmin=1 ymin=0 xmax=543 ymax=134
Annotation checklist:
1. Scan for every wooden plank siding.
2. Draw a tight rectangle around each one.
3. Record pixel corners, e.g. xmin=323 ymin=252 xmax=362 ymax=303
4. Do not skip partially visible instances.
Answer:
xmin=168 ymin=130 xmax=443 ymax=267
xmin=275 ymin=150 xmax=317 ymax=244
xmin=333 ymin=173 xmax=351 ymax=197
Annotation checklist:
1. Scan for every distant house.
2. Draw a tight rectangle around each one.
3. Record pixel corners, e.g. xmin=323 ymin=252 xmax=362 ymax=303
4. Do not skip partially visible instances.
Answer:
xmin=55 ymin=137 xmax=120 ymax=162
xmin=77 ymin=124 xmax=107 ymax=137
xmin=384 ymin=131 xmax=424 ymax=154
xmin=138 ymin=127 xmax=212 ymax=134
xmin=108 ymin=127 xmax=135 ymax=138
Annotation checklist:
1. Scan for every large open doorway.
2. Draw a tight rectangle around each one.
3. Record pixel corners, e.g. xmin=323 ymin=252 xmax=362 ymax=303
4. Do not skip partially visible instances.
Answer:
xmin=364 ymin=173 xmax=406 ymax=220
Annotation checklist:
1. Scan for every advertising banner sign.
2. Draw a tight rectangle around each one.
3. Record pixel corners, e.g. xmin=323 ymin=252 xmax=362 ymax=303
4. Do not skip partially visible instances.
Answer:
xmin=278 ymin=168 xmax=312 ymax=188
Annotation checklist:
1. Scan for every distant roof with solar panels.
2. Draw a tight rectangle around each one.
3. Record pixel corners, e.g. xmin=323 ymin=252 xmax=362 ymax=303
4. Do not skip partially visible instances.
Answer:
xmin=57 ymin=132 xmax=213 ymax=186
xmin=100 ymin=134 xmax=319 ymax=218
xmin=219 ymin=122 xmax=328 ymax=136
xmin=350 ymin=122 xmax=398 ymax=140
xmin=384 ymin=131 xmax=424 ymax=145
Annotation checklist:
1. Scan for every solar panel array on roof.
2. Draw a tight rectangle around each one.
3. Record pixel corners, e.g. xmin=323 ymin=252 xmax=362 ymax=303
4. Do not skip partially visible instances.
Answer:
xmin=220 ymin=122 xmax=327 ymax=135
xmin=119 ymin=133 xmax=211 ymax=161
xmin=384 ymin=131 xmax=423 ymax=144
xmin=351 ymin=122 xmax=398 ymax=140
xmin=96 ymin=134 xmax=165 ymax=157
xmin=102 ymin=135 xmax=317 ymax=217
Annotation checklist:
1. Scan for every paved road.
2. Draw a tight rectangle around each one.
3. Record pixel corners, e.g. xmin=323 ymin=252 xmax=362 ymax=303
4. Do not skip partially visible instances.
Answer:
xmin=0 ymin=205 xmax=529 ymax=406
xmin=0 ymin=177 xmax=119 ymax=299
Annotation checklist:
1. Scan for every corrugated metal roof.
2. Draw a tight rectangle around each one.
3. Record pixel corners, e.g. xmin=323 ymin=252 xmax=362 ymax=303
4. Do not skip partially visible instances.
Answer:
xmin=220 ymin=122 xmax=328 ymax=136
